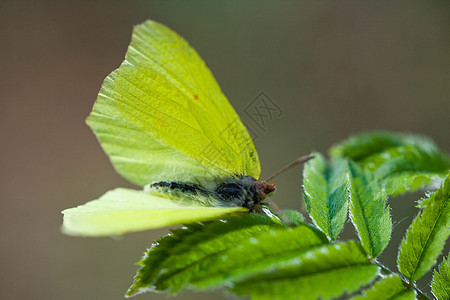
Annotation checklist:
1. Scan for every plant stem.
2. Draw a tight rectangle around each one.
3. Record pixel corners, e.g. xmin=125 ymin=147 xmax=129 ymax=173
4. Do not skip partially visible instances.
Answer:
xmin=375 ymin=262 xmax=431 ymax=300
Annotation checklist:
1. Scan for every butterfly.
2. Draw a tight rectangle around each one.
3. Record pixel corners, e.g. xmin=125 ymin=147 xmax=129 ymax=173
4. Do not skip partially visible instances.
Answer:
xmin=61 ymin=20 xmax=276 ymax=237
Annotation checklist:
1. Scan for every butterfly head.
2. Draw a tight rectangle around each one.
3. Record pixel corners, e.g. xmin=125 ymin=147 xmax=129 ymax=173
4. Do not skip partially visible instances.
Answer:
xmin=255 ymin=180 xmax=276 ymax=200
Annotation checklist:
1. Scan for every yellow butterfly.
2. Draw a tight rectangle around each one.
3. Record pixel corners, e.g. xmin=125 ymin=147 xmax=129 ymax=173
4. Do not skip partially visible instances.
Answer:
xmin=61 ymin=20 xmax=275 ymax=237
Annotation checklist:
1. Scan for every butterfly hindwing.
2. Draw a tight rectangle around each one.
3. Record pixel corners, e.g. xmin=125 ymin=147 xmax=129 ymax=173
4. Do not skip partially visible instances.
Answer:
xmin=62 ymin=188 xmax=246 ymax=236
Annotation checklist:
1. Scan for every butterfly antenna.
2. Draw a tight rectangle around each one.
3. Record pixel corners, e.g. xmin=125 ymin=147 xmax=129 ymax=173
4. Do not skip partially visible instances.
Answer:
xmin=265 ymin=154 xmax=314 ymax=182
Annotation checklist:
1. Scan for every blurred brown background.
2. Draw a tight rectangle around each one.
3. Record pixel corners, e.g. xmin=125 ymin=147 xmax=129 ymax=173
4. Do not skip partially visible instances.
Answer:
xmin=1 ymin=1 xmax=449 ymax=299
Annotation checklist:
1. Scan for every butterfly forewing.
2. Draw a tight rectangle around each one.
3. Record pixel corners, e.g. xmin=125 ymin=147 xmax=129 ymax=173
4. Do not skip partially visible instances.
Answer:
xmin=87 ymin=70 xmax=216 ymax=186
xmin=112 ymin=20 xmax=260 ymax=179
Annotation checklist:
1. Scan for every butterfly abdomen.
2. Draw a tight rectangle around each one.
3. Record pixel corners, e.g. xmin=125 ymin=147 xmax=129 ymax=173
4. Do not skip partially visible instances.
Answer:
xmin=148 ymin=181 xmax=209 ymax=197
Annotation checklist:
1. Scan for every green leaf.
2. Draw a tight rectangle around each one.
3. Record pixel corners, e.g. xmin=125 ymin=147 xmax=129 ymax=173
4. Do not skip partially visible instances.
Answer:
xmin=126 ymin=213 xmax=282 ymax=297
xmin=282 ymin=209 xmax=304 ymax=226
xmin=126 ymin=222 xmax=204 ymax=297
xmin=397 ymin=172 xmax=450 ymax=282
xmin=371 ymin=146 xmax=450 ymax=196
xmin=432 ymin=255 xmax=450 ymax=300
xmin=130 ymin=217 xmax=328 ymax=295
xmin=330 ymin=131 xmax=437 ymax=163
xmin=348 ymin=164 xmax=392 ymax=258
xmin=189 ymin=223 xmax=328 ymax=290
xmin=231 ymin=240 xmax=378 ymax=300
xmin=303 ymin=153 xmax=349 ymax=240
xmin=331 ymin=132 xmax=450 ymax=197
xmin=352 ymin=274 xmax=415 ymax=300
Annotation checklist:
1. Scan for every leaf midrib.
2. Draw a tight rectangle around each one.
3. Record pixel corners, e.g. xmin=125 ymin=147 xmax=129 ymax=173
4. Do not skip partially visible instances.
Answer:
xmin=407 ymin=196 xmax=447 ymax=281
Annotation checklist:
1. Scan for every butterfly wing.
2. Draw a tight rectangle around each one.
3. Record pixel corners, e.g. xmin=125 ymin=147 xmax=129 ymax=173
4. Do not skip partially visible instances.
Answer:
xmin=87 ymin=70 xmax=218 ymax=185
xmin=87 ymin=20 xmax=260 ymax=187
xmin=62 ymin=188 xmax=246 ymax=236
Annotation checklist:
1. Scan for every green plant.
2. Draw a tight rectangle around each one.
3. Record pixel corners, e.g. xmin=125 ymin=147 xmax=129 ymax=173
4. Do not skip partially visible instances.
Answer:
xmin=125 ymin=132 xmax=449 ymax=299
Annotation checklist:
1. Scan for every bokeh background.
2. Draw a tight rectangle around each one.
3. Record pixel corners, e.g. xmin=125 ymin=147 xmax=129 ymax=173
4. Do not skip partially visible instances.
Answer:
xmin=1 ymin=1 xmax=449 ymax=299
